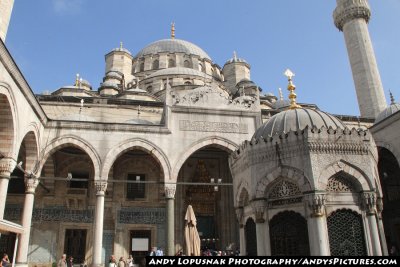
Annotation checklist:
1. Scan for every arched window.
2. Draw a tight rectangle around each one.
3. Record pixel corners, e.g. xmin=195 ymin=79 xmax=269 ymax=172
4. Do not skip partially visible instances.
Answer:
xmin=184 ymin=81 xmax=192 ymax=85
xmin=168 ymin=59 xmax=175 ymax=68
xmin=139 ymin=62 xmax=145 ymax=72
xmin=184 ymin=60 xmax=191 ymax=68
xmin=152 ymin=59 xmax=159 ymax=70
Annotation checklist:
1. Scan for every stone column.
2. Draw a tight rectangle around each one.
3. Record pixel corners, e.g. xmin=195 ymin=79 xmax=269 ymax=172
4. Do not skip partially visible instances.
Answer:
xmin=251 ymin=200 xmax=268 ymax=256
xmin=306 ymin=194 xmax=330 ymax=256
xmin=93 ymin=181 xmax=107 ymax=267
xmin=16 ymin=175 xmax=39 ymax=267
xmin=235 ymin=208 xmax=246 ymax=256
xmin=363 ymin=192 xmax=382 ymax=256
xmin=0 ymin=158 xmax=16 ymax=219
xmin=376 ymin=197 xmax=388 ymax=256
xmin=165 ymin=185 xmax=176 ymax=256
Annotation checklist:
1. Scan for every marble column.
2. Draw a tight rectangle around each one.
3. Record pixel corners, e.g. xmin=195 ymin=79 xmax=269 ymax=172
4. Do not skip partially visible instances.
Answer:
xmin=376 ymin=198 xmax=388 ymax=256
xmin=165 ymin=185 xmax=176 ymax=256
xmin=251 ymin=200 xmax=267 ymax=256
xmin=0 ymin=158 xmax=16 ymax=219
xmin=364 ymin=193 xmax=382 ymax=256
xmin=93 ymin=181 xmax=107 ymax=267
xmin=235 ymin=208 xmax=246 ymax=256
xmin=306 ymin=194 xmax=330 ymax=256
xmin=16 ymin=175 xmax=39 ymax=267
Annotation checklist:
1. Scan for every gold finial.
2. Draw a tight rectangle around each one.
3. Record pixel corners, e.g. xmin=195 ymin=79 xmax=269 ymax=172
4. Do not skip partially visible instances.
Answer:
xmin=120 ymin=41 xmax=123 ymax=49
xmin=75 ymin=73 xmax=80 ymax=87
xmin=284 ymin=69 xmax=301 ymax=109
xmin=278 ymin=88 xmax=284 ymax=101
xmin=389 ymin=90 xmax=395 ymax=105
xmin=171 ymin=22 xmax=175 ymax=39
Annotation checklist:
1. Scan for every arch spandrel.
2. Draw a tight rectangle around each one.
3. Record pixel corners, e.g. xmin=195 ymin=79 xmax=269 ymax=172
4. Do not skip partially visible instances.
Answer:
xmin=172 ymin=136 xmax=238 ymax=181
xmin=37 ymin=135 xmax=101 ymax=180
xmin=100 ymin=138 xmax=171 ymax=181
xmin=0 ymin=83 xmax=19 ymax=159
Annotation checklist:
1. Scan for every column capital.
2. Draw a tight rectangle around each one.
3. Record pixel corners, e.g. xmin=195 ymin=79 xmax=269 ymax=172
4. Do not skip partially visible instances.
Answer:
xmin=235 ymin=207 xmax=244 ymax=224
xmin=251 ymin=199 xmax=267 ymax=223
xmin=363 ymin=192 xmax=377 ymax=215
xmin=94 ymin=181 xmax=107 ymax=196
xmin=0 ymin=157 xmax=16 ymax=177
xmin=164 ymin=184 xmax=176 ymax=199
xmin=25 ymin=177 xmax=39 ymax=194
xmin=306 ymin=193 xmax=326 ymax=217
xmin=333 ymin=0 xmax=371 ymax=31
xmin=376 ymin=197 xmax=383 ymax=219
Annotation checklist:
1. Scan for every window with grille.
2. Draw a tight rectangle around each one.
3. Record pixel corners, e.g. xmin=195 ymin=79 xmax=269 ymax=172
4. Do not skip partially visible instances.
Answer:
xmin=127 ymin=174 xmax=145 ymax=199
xmin=70 ymin=172 xmax=89 ymax=189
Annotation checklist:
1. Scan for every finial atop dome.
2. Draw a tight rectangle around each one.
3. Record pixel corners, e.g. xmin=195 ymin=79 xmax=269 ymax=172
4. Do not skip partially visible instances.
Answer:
xmin=171 ymin=22 xmax=175 ymax=39
xmin=284 ymin=69 xmax=301 ymax=110
xmin=75 ymin=73 xmax=80 ymax=87
xmin=120 ymin=41 xmax=123 ymax=49
xmin=233 ymin=51 xmax=237 ymax=61
xmin=390 ymin=90 xmax=396 ymax=105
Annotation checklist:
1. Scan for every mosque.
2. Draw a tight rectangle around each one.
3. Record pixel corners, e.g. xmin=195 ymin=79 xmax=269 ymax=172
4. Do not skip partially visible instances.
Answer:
xmin=0 ymin=0 xmax=400 ymax=265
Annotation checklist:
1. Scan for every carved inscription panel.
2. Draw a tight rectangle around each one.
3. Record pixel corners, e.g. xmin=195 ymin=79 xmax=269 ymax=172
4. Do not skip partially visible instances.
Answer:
xmin=179 ymin=120 xmax=248 ymax=134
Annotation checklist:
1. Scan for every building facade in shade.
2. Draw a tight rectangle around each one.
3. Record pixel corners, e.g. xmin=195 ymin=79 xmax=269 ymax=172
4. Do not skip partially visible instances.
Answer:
xmin=0 ymin=0 xmax=399 ymax=265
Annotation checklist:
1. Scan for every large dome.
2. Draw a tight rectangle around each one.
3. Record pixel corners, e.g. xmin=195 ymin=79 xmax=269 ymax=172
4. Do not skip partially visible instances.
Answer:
xmin=135 ymin=39 xmax=211 ymax=60
xmin=253 ymin=108 xmax=345 ymax=138
xmin=375 ymin=102 xmax=400 ymax=124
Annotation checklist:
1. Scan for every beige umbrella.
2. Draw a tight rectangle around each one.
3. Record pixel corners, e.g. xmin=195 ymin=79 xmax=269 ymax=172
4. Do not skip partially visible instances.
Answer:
xmin=184 ymin=205 xmax=201 ymax=256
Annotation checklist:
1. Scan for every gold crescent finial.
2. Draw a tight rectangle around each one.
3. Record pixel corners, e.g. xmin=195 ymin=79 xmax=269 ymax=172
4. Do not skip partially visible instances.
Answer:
xmin=284 ymin=69 xmax=301 ymax=109
xmin=171 ymin=22 xmax=175 ymax=39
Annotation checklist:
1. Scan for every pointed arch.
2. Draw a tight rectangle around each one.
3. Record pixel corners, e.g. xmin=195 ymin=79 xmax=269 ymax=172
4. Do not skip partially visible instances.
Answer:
xmin=37 ymin=135 xmax=101 ymax=179
xmin=172 ymin=136 xmax=238 ymax=181
xmin=0 ymin=82 xmax=18 ymax=159
xmin=101 ymin=138 xmax=171 ymax=181
xmin=255 ymin=165 xmax=311 ymax=199
xmin=236 ymin=182 xmax=250 ymax=208
xmin=318 ymin=160 xmax=372 ymax=191
xmin=375 ymin=141 xmax=400 ymax=168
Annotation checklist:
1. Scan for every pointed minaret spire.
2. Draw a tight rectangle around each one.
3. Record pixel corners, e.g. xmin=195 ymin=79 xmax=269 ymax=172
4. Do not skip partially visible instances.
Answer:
xmin=278 ymin=88 xmax=284 ymax=101
xmin=390 ymin=90 xmax=395 ymax=105
xmin=233 ymin=51 xmax=237 ymax=61
xmin=171 ymin=22 xmax=175 ymax=39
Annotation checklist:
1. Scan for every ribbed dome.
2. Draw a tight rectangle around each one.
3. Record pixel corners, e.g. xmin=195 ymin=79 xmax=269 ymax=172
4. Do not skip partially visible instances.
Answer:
xmin=375 ymin=103 xmax=400 ymax=123
xmin=135 ymin=39 xmax=211 ymax=60
xmin=253 ymin=108 xmax=345 ymax=138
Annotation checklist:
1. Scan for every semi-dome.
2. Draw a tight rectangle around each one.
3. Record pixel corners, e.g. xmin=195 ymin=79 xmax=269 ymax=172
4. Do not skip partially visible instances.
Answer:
xmin=375 ymin=102 xmax=400 ymax=124
xmin=135 ymin=39 xmax=211 ymax=60
xmin=253 ymin=108 xmax=345 ymax=138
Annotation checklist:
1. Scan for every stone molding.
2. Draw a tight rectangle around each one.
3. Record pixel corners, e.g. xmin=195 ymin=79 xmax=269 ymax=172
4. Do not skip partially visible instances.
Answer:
xmin=0 ymin=157 xmax=16 ymax=177
xmin=25 ymin=177 xmax=39 ymax=194
xmin=363 ymin=192 xmax=377 ymax=215
xmin=334 ymin=1 xmax=371 ymax=31
xmin=164 ymin=185 xmax=176 ymax=199
xmin=94 ymin=181 xmax=107 ymax=196
xmin=306 ymin=194 xmax=326 ymax=217
xmin=251 ymin=200 xmax=266 ymax=223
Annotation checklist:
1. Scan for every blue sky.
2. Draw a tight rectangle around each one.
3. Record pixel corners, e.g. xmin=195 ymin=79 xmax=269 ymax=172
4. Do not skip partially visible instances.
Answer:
xmin=5 ymin=0 xmax=400 ymax=116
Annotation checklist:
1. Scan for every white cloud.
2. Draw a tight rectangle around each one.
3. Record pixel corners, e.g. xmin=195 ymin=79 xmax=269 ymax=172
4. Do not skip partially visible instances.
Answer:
xmin=53 ymin=0 xmax=83 ymax=14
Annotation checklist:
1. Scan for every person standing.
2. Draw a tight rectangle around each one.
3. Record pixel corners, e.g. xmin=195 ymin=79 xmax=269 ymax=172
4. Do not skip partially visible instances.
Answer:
xmin=109 ymin=255 xmax=117 ymax=267
xmin=1 ymin=254 xmax=10 ymax=267
xmin=66 ymin=256 xmax=73 ymax=267
xmin=118 ymin=257 xmax=125 ymax=267
xmin=57 ymin=254 xmax=67 ymax=267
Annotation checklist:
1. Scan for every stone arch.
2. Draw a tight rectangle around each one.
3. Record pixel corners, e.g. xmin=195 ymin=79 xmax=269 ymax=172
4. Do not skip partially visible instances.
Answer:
xmin=18 ymin=131 xmax=39 ymax=173
xmin=375 ymin=141 xmax=400 ymax=168
xmin=0 ymin=82 xmax=18 ymax=159
xmin=319 ymin=160 xmax=372 ymax=191
xmin=172 ymin=137 xmax=238 ymax=180
xmin=37 ymin=136 xmax=101 ymax=179
xmin=244 ymin=217 xmax=257 ymax=256
xmin=255 ymin=165 xmax=311 ymax=199
xmin=236 ymin=182 xmax=250 ymax=208
xmin=101 ymin=138 xmax=171 ymax=181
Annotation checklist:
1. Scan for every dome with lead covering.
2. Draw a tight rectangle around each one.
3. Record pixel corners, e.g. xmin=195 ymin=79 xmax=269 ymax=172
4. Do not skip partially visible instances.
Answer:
xmin=253 ymin=108 xmax=345 ymax=138
xmin=135 ymin=39 xmax=211 ymax=60
xmin=375 ymin=94 xmax=400 ymax=124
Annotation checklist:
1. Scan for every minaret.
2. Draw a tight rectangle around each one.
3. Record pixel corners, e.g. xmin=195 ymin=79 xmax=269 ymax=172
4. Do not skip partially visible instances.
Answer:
xmin=333 ymin=0 xmax=386 ymax=119
xmin=0 ymin=0 xmax=14 ymax=42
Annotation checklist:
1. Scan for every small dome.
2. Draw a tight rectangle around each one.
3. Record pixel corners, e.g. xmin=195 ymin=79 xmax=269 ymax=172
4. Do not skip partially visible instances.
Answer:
xmin=99 ymin=81 xmax=119 ymax=90
xmin=145 ymin=67 xmax=209 ymax=79
xmin=135 ymin=39 xmax=211 ymax=60
xmin=273 ymin=99 xmax=291 ymax=110
xmin=253 ymin=108 xmax=345 ymax=138
xmin=111 ymin=47 xmax=132 ymax=55
xmin=106 ymin=71 xmax=123 ymax=79
xmin=237 ymin=79 xmax=257 ymax=88
xmin=375 ymin=103 xmax=400 ymax=123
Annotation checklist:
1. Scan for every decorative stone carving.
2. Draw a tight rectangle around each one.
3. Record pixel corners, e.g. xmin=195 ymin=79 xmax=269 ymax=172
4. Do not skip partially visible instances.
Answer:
xmin=376 ymin=197 xmax=383 ymax=219
xmin=269 ymin=180 xmax=301 ymax=199
xmin=251 ymin=200 xmax=266 ymax=223
xmin=333 ymin=0 xmax=371 ymax=31
xmin=235 ymin=207 xmax=244 ymax=225
xmin=363 ymin=192 xmax=377 ymax=215
xmin=118 ymin=207 xmax=166 ymax=224
xmin=179 ymin=120 xmax=248 ymax=134
xmin=95 ymin=181 xmax=107 ymax=195
xmin=326 ymin=174 xmax=356 ymax=192
xmin=25 ymin=177 xmax=39 ymax=194
xmin=0 ymin=157 xmax=16 ymax=177
xmin=306 ymin=194 xmax=326 ymax=217
xmin=164 ymin=185 xmax=176 ymax=199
